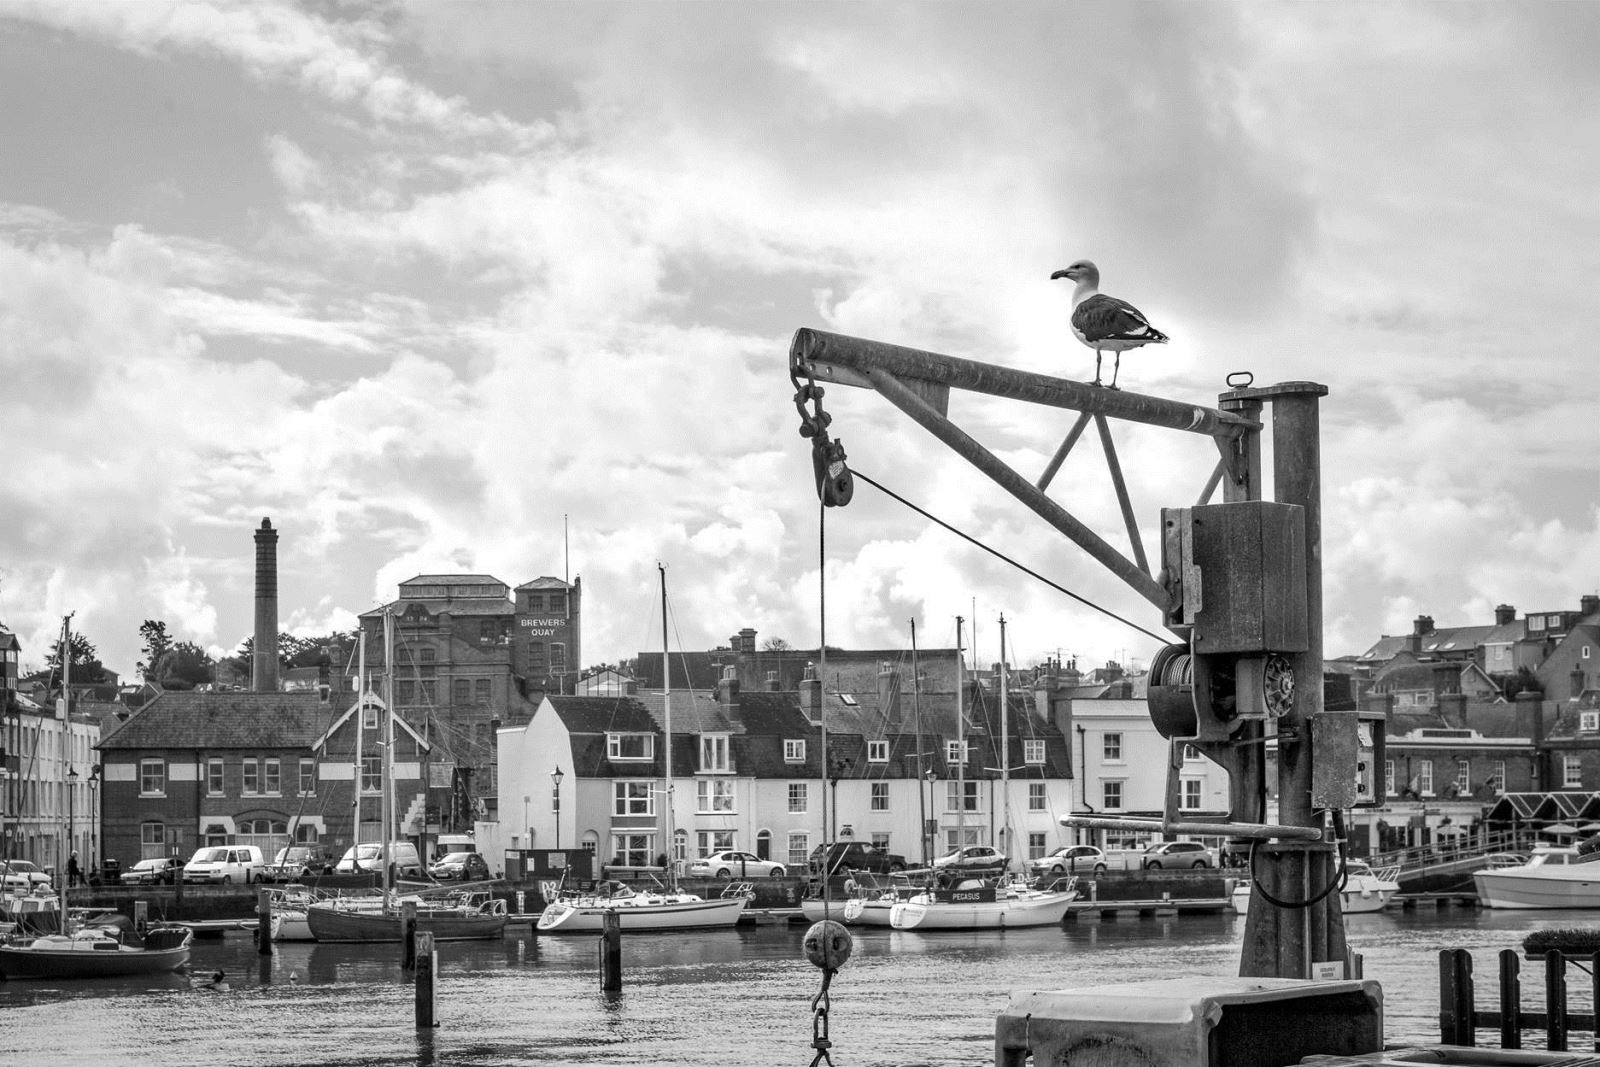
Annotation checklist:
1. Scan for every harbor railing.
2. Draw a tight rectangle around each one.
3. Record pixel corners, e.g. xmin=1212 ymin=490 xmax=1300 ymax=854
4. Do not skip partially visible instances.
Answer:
xmin=1439 ymin=948 xmax=1599 ymax=1051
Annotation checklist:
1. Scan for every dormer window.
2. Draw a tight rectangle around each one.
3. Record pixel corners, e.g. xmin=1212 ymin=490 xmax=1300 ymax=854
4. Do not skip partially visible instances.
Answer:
xmin=700 ymin=734 xmax=731 ymax=773
xmin=784 ymin=739 xmax=806 ymax=762
xmin=1583 ymin=711 xmax=1599 ymax=733
xmin=607 ymin=733 xmax=655 ymax=760
xmin=867 ymin=740 xmax=888 ymax=763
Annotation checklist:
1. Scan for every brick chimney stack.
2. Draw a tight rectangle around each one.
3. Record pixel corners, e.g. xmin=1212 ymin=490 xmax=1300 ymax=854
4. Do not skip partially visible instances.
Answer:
xmin=1494 ymin=604 xmax=1517 ymax=626
xmin=252 ymin=518 xmax=279 ymax=693
xmin=799 ymin=662 xmax=821 ymax=722
xmin=1410 ymin=614 xmax=1435 ymax=654
xmin=878 ymin=661 xmax=902 ymax=729
xmin=1582 ymin=595 xmax=1600 ymax=618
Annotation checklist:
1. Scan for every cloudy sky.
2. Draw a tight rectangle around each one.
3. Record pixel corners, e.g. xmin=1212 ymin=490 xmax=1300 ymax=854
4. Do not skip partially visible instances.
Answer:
xmin=1 ymin=2 xmax=1596 ymax=680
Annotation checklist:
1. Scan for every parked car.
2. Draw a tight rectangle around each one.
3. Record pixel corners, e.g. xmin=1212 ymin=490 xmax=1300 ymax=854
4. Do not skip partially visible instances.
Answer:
xmin=0 ymin=859 xmax=52 ymax=892
xmin=1140 ymin=841 xmax=1217 ymax=870
xmin=1028 ymin=845 xmax=1108 ymax=877
xmin=183 ymin=845 xmax=267 ymax=884
xmin=262 ymin=845 xmax=336 ymax=882
xmin=686 ymin=850 xmax=786 ymax=879
xmin=122 ymin=857 xmax=182 ymax=885
xmin=808 ymin=842 xmax=908 ymax=878
xmin=930 ymin=845 xmax=1010 ymax=876
xmin=335 ymin=841 xmax=425 ymax=880
xmin=428 ymin=851 xmax=492 ymax=882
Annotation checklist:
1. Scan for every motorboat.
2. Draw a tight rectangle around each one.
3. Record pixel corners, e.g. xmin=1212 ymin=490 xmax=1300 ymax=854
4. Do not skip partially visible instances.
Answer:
xmin=800 ymin=872 xmax=918 ymax=926
xmin=306 ymin=888 xmax=508 ymax=942
xmin=0 ymin=914 xmax=192 ymax=980
xmin=1472 ymin=845 xmax=1600 ymax=909
xmin=1231 ymin=859 xmax=1401 ymax=915
xmin=888 ymin=875 xmax=1078 ymax=931
xmin=536 ymin=877 xmax=751 ymax=933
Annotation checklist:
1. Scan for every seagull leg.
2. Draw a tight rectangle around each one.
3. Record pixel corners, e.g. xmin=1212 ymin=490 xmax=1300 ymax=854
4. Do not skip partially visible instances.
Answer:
xmin=1093 ymin=351 xmax=1103 ymax=387
xmin=1109 ymin=353 xmax=1121 ymax=390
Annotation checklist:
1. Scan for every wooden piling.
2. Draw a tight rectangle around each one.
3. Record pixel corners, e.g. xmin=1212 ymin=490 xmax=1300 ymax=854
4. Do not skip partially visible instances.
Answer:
xmin=600 ymin=911 xmax=622 ymax=992
xmin=257 ymin=887 xmax=273 ymax=955
xmin=402 ymin=900 xmax=418 ymax=970
xmin=414 ymin=931 xmax=437 ymax=1029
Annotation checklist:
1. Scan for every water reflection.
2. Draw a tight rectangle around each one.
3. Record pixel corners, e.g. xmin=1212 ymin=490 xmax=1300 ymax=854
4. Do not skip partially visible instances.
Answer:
xmin=0 ymin=908 xmax=1591 ymax=1066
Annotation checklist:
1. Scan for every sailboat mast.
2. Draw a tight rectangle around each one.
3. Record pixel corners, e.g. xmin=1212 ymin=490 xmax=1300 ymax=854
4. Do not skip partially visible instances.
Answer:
xmin=955 ymin=615 xmax=965 ymax=852
xmin=382 ymin=611 xmax=395 ymax=895
xmin=660 ymin=564 xmax=673 ymax=877
xmin=910 ymin=618 xmax=927 ymax=868
xmin=999 ymin=614 xmax=1010 ymax=863
xmin=354 ymin=633 xmax=366 ymax=845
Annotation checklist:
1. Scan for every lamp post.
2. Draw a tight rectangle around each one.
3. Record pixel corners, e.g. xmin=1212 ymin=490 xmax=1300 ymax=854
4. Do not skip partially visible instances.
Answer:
xmin=66 ymin=766 xmax=78 ymax=883
xmin=522 ymin=795 xmax=530 ymax=849
xmin=551 ymin=767 xmax=565 ymax=850
xmin=924 ymin=768 xmax=937 ymax=866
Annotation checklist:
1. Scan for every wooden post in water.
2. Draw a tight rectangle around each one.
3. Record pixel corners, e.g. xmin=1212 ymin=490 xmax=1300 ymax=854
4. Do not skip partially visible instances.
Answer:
xmin=402 ymin=900 xmax=418 ymax=970
xmin=256 ymin=887 xmax=273 ymax=955
xmin=600 ymin=910 xmax=622 ymax=992
xmin=414 ymin=931 xmax=437 ymax=1029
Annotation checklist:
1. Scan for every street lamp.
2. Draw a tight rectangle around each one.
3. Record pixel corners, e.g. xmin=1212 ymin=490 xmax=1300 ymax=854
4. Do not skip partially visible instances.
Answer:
xmin=67 ymin=766 xmax=78 ymax=883
xmin=522 ymin=795 xmax=530 ymax=849
xmin=924 ymin=768 xmax=937 ymax=865
xmin=551 ymin=767 xmax=565 ymax=850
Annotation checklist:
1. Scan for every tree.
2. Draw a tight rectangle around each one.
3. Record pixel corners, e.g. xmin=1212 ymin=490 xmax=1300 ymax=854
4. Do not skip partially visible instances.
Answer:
xmin=137 ymin=619 xmax=173 ymax=680
xmin=1505 ymin=667 xmax=1545 ymax=700
xmin=153 ymin=642 xmax=216 ymax=690
xmin=45 ymin=632 xmax=108 ymax=685
xmin=762 ymin=637 xmax=794 ymax=652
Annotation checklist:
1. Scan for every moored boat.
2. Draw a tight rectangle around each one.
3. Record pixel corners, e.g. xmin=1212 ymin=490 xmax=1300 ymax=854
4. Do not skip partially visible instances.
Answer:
xmin=305 ymin=889 xmax=508 ymax=942
xmin=1231 ymin=859 xmax=1401 ymax=916
xmin=801 ymin=872 xmax=918 ymax=926
xmin=889 ymin=875 xmax=1078 ymax=930
xmin=536 ymin=878 xmax=751 ymax=933
xmin=1472 ymin=845 xmax=1600 ymax=909
xmin=0 ymin=914 xmax=193 ymax=980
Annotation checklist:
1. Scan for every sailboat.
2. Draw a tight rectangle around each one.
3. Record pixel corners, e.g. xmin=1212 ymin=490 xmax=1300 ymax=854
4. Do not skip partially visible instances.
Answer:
xmin=890 ymin=616 xmax=1078 ymax=931
xmin=537 ymin=565 xmax=752 ymax=934
xmin=306 ymin=612 xmax=508 ymax=943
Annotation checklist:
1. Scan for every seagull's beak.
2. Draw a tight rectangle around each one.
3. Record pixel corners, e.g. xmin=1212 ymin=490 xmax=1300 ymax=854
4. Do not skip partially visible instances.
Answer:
xmin=1050 ymin=269 xmax=1072 ymax=281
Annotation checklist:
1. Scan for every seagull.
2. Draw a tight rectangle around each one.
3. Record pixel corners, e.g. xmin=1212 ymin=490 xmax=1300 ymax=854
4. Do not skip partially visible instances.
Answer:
xmin=1050 ymin=260 xmax=1168 ymax=388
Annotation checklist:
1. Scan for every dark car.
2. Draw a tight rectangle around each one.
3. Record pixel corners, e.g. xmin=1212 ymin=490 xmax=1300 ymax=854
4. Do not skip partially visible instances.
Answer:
xmin=808 ymin=842 xmax=907 ymax=879
xmin=122 ymin=857 xmax=181 ymax=885
xmin=262 ymin=845 xmax=337 ymax=882
xmin=428 ymin=851 xmax=491 ymax=882
xmin=931 ymin=845 xmax=1010 ymax=876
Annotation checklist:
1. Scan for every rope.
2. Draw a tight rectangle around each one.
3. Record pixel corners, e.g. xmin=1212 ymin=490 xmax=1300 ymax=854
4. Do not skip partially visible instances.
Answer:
xmin=850 ymin=468 xmax=1170 ymax=645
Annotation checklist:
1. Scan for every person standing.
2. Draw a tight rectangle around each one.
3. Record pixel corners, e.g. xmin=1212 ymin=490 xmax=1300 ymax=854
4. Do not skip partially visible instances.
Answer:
xmin=67 ymin=851 xmax=83 ymax=887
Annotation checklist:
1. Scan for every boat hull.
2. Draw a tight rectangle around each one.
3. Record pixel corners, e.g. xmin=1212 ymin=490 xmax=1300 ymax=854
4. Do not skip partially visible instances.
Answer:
xmin=889 ymin=891 xmax=1075 ymax=930
xmin=305 ymin=903 xmax=507 ymax=942
xmin=1473 ymin=867 xmax=1600 ymax=909
xmin=799 ymin=897 xmax=897 ymax=926
xmin=0 ymin=926 xmax=192 ymax=980
xmin=536 ymin=894 xmax=747 ymax=933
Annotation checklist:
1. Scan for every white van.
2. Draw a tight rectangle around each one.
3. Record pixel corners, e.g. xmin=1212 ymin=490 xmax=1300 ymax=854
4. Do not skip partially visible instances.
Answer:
xmin=182 ymin=845 xmax=266 ymax=884
xmin=435 ymin=834 xmax=477 ymax=857
xmin=335 ymin=841 xmax=424 ymax=879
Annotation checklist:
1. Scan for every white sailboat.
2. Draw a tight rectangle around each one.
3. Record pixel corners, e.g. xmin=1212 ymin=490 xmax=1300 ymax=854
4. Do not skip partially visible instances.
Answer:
xmin=890 ymin=616 xmax=1077 ymax=932
xmin=537 ymin=565 xmax=751 ymax=934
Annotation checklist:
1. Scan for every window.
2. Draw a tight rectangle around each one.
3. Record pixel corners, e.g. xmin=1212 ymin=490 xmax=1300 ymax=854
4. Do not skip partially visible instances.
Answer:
xmin=294 ymin=823 xmax=319 ymax=843
xmin=453 ymin=678 xmax=471 ymax=703
xmin=1023 ymin=739 xmax=1045 ymax=765
xmin=1418 ymin=760 xmax=1434 ymax=796
xmin=264 ymin=757 xmax=281 ymax=795
xmin=549 ymin=642 xmax=566 ymax=673
xmin=1455 ymin=760 xmax=1471 ymax=794
xmin=1182 ymin=779 xmax=1202 ymax=811
xmin=1491 ymin=760 xmax=1506 ymax=793
xmin=610 ymin=833 xmax=654 ymax=868
xmin=1103 ymin=733 xmax=1123 ymax=762
xmin=139 ymin=759 xmax=166 ymax=796
xmin=697 ymin=830 xmax=735 ymax=855
xmin=614 ymin=781 xmax=656 ymax=816
xmin=870 ymin=832 xmax=891 ymax=849
xmin=788 ymin=783 xmax=808 ymax=814
xmin=870 ymin=782 xmax=889 ymax=811
xmin=1028 ymin=782 xmax=1046 ymax=812
xmin=479 ymin=620 xmax=498 ymax=643
xmin=363 ymin=704 xmax=380 ymax=730
xmin=243 ymin=758 xmax=260 ymax=795
xmin=1385 ymin=760 xmax=1396 ymax=796
xmin=607 ymin=734 xmax=654 ymax=760
xmin=1565 ymin=755 xmax=1583 ymax=788
xmin=784 ymin=739 xmax=806 ymax=762
xmin=395 ymin=680 xmax=414 ymax=704
xmin=945 ymin=781 xmax=979 ymax=812
xmin=475 ymin=678 xmax=491 ymax=703
xmin=1183 ymin=744 xmax=1201 ymax=762
xmin=418 ymin=679 xmax=436 ymax=704
xmin=361 ymin=756 xmax=382 ymax=795
xmin=700 ymin=734 xmax=730 ymax=773
xmin=696 ymin=779 xmax=736 ymax=813
xmin=945 ymin=740 xmax=968 ymax=765
xmin=140 ymin=821 xmax=167 ymax=860
xmin=787 ymin=833 xmax=810 ymax=868
xmin=867 ymin=740 xmax=888 ymax=763
xmin=206 ymin=758 xmax=224 ymax=796
xmin=1584 ymin=711 xmax=1600 ymax=732
xmin=1102 ymin=781 xmax=1124 ymax=810
xmin=299 ymin=759 xmax=316 ymax=796
xmin=673 ymin=828 xmax=688 ymax=863
xmin=1028 ymin=832 xmax=1048 ymax=860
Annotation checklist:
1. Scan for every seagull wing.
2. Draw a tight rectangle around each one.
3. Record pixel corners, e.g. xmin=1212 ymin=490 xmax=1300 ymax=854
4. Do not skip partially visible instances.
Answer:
xmin=1071 ymin=294 xmax=1169 ymax=346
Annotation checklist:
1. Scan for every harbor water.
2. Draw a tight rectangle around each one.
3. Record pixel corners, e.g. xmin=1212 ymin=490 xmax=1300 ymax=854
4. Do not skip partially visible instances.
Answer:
xmin=1 ymin=907 xmax=1592 ymax=1066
